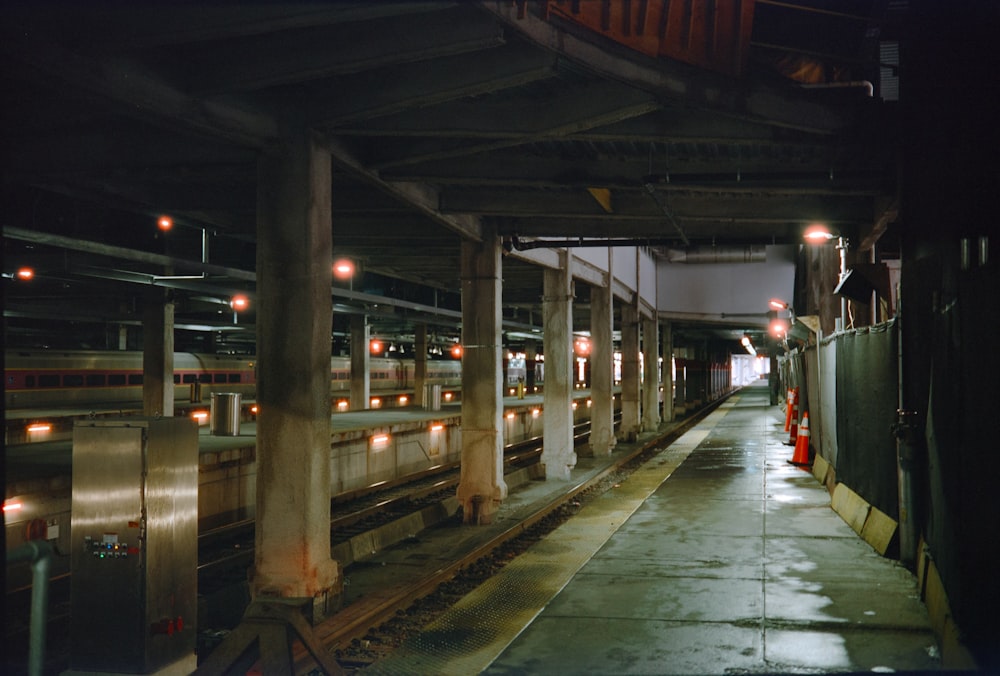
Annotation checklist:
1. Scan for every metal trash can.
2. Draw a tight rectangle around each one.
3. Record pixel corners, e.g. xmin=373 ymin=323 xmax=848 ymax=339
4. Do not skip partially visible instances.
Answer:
xmin=210 ymin=392 xmax=241 ymax=436
xmin=424 ymin=384 xmax=441 ymax=411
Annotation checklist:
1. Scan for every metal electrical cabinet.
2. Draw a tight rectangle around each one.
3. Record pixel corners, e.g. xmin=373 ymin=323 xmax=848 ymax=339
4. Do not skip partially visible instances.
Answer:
xmin=70 ymin=417 xmax=199 ymax=674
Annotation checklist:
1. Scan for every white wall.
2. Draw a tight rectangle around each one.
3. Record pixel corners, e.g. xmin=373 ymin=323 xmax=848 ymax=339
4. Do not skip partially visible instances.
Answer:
xmin=657 ymin=245 xmax=796 ymax=323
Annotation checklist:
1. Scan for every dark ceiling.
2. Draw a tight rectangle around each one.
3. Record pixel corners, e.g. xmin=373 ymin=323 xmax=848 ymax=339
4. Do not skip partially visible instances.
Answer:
xmin=1 ymin=0 xmax=900 ymax=354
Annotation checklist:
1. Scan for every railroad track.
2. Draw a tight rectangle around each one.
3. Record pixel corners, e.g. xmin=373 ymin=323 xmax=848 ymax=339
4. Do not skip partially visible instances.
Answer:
xmin=196 ymin=400 xmax=726 ymax=674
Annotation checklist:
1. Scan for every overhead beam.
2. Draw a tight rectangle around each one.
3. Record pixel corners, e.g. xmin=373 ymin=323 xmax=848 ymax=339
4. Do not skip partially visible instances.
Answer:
xmin=1 ymin=28 xmax=278 ymax=148
xmin=326 ymin=137 xmax=484 ymax=242
xmin=311 ymin=43 xmax=558 ymax=126
xmin=372 ymin=80 xmax=661 ymax=168
xmin=186 ymin=10 xmax=506 ymax=94
xmin=479 ymin=0 xmax=858 ymax=134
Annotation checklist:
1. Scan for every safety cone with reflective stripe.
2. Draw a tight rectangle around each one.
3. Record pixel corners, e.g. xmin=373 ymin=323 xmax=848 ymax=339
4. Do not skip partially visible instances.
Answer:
xmin=783 ymin=398 xmax=798 ymax=446
xmin=789 ymin=411 xmax=811 ymax=466
xmin=784 ymin=387 xmax=798 ymax=432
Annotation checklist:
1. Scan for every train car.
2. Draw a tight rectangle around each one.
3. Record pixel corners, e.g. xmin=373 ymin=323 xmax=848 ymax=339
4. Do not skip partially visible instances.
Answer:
xmin=4 ymin=350 xmax=463 ymax=412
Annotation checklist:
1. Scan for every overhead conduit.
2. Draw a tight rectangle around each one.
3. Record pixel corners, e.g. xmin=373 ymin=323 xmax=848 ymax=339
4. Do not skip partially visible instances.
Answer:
xmin=506 ymin=236 xmax=767 ymax=263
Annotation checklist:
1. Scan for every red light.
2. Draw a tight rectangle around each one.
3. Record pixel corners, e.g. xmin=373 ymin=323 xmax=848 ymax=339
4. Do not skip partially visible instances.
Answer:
xmin=157 ymin=215 xmax=173 ymax=231
xmin=451 ymin=344 xmax=462 ymax=358
xmin=230 ymin=295 xmax=249 ymax=311
xmin=575 ymin=338 xmax=590 ymax=356
xmin=370 ymin=340 xmax=382 ymax=354
xmin=332 ymin=258 xmax=355 ymax=279
xmin=804 ymin=224 xmax=834 ymax=242
xmin=16 ymin=267 xmax=34 ymax=281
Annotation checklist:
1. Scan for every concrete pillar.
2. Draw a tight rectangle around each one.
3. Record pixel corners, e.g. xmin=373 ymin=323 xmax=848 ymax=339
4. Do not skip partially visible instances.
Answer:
xmin=456 ymin=232 xmax=507 ymax=524
xmin=642 ymin=314 xmax=660 ymax=431
xmin=661 ymin=321 xmax=674 ymax=422
xmin=252 ymin=130 xmax=340 ymax=619
xmin=525 ymin=341 xmax=538 ymax=393
xmin=142 ymin=293 xmax=174 ymax=417
xmin=542 ymin=252 xmax=576 ymax=480
xmin=675 ymin=358 xmax=687 ymax=416
xmin=619 ymin=301 xmax=641 ymax=442
xmin=413 ymin=323 xmax=427 ymax=408
xmin=350 ymin=315 xmax=370 ymax=411
xmin=589 ymin=280 xmax=615 ymax=455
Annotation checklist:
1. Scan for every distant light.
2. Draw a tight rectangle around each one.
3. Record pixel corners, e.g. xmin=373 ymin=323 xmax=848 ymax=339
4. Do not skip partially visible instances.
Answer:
xmin=574 ymin=338 xmax=590 ymax=356
xmin=27 ymin=423 xmax=52 ymax=433
xmin=250 ymin=405 xmax=259 ymax=415
xmin=337 ymin=400 xmax=349 ymax=411
xmin=531 ymin=408 xmax=540 ymax=418
xmin=157 ymin=215 xmax=174 ymax=231
xmin=3 ymin=501 xmax=23 ymax=513
xmin=572 ymin=401 xmax=578 ymax=410
xmin=506 ymin=411 xmax=515 ymax=420
xmin=230 ymin=295 xmax=250 ymax=311
xmin=443 ymin=392 xmax=453 ymax=402
xmin=16 ymin=267 xmax=34 ymax=281
xmin=804 ymin=224 xmax=835 ymax=242
xmin=768 ymin=298 xmax=789 ymax=311
xmin=741 ymin=336 xmax=752 ymax=347
xmin=370 ymin=397 xmax=382 ymax=408
xmin=333 ymin=259 xmax=355 ymax=279
xmin=430 ymin=423 xmax=444 ymax=432
xmin=451 ymin=344 xmax=462 ymax=359
xmin=398 ymin=395 xmax=408 ymax=405
xmin=370 ymin=340 xmax=382 ymax=354
xmin=770 ymin=320 xmax=789 ymax=338
xmin=371 ymin=434 xmax=389 ymax=446
xmin=191 ymin=410 xmax=208 ymax=422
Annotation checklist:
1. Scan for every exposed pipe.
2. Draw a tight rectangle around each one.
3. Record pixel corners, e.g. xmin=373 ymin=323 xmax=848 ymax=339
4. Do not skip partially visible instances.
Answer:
xmin=666 ymin=245 xmax=766 ymax=264
xmin=7 ymin=540 xmax=54 ymax=676
xmin=801 ymin=80 xmax=875 ymax=97
xmin=508 ymin=236 xmax=766 ymax=263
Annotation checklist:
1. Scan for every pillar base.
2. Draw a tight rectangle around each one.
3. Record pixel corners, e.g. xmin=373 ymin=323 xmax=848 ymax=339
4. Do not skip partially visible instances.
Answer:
xmin=249 ymin=560 xmax=342 ymax=624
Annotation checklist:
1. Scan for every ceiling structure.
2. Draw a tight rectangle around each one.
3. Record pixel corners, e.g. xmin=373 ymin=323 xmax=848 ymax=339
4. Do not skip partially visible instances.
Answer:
xmin=1 ymin=0 xmax=900 ymax=356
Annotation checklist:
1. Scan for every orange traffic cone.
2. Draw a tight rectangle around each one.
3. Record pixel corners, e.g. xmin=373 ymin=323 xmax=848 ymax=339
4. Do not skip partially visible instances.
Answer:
xmin=784 ymin=387 xmax=798 ymax=432
xmin=789 ymin=411 xmax=811 ymax=466
xmin=783 ymin=398 xmax=798 ymax=446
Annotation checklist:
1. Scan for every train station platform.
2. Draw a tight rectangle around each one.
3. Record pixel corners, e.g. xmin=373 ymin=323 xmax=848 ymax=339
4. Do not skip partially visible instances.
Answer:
xmin=366 ymin=380 xmax=940 ymax=675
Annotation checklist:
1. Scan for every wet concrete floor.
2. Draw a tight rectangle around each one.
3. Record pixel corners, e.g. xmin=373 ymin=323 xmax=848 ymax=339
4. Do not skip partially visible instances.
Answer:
xmin=368 ymin=382 xmax=939 ymax=675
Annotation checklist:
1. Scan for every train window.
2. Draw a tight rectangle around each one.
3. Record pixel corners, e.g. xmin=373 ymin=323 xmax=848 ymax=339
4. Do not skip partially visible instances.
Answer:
xmin=86 ymin=374 xmax=106 ymax=387
xmin=64 ymin=374 xmax=84 ymax=387
xmin=173 ymin=374 xmax=181 ymax=384
xmin=109 ymin=374 xmax=126 ymax=386
xmin=128 ymin=374 xmax=143 ymax=385
xmin=214 ymin=374 xmax=228 ymax=383
xmin=182 ymin=374 xmax=197 ymax=384
xmin=25 ymin=375 xmax=36 ymax=387
xmin=39 ymin=374 xmax=60 ymax=387
xmin=199 ymin=374 xmax=212 ymax=384
xmin=228 ymin=374 xmax=242 ymax=383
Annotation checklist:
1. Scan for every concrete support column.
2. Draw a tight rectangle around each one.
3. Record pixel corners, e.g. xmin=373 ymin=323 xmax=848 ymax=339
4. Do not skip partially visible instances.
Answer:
xmin=661 ymin=321 xmax=674 ymax=422
xmin=456 ymin=233 xmax=507 ymax=524
xmin=619 ymin=301 xmax=641 ymax=442
xmin=589 ymin=281 xmax=615 ymax=456
xmin=413 ymin=323 xmax=427 ymax=408
xmin=542 ymin=252 xmax=576 ymax=480
xmin=142 ymin=293 xmax=174 ymax=417
xmin=641 ymin=314 xmax=660 ymax=432
xmin=350 ymin=315 xmax=370 ymax=411
xmin=675 ymin=359 xmax=687 ymax=416
xmin=525 ymin=341 xmax=537 ymax=393
xmin=252 ymin=130 xmax=339 ymax=618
